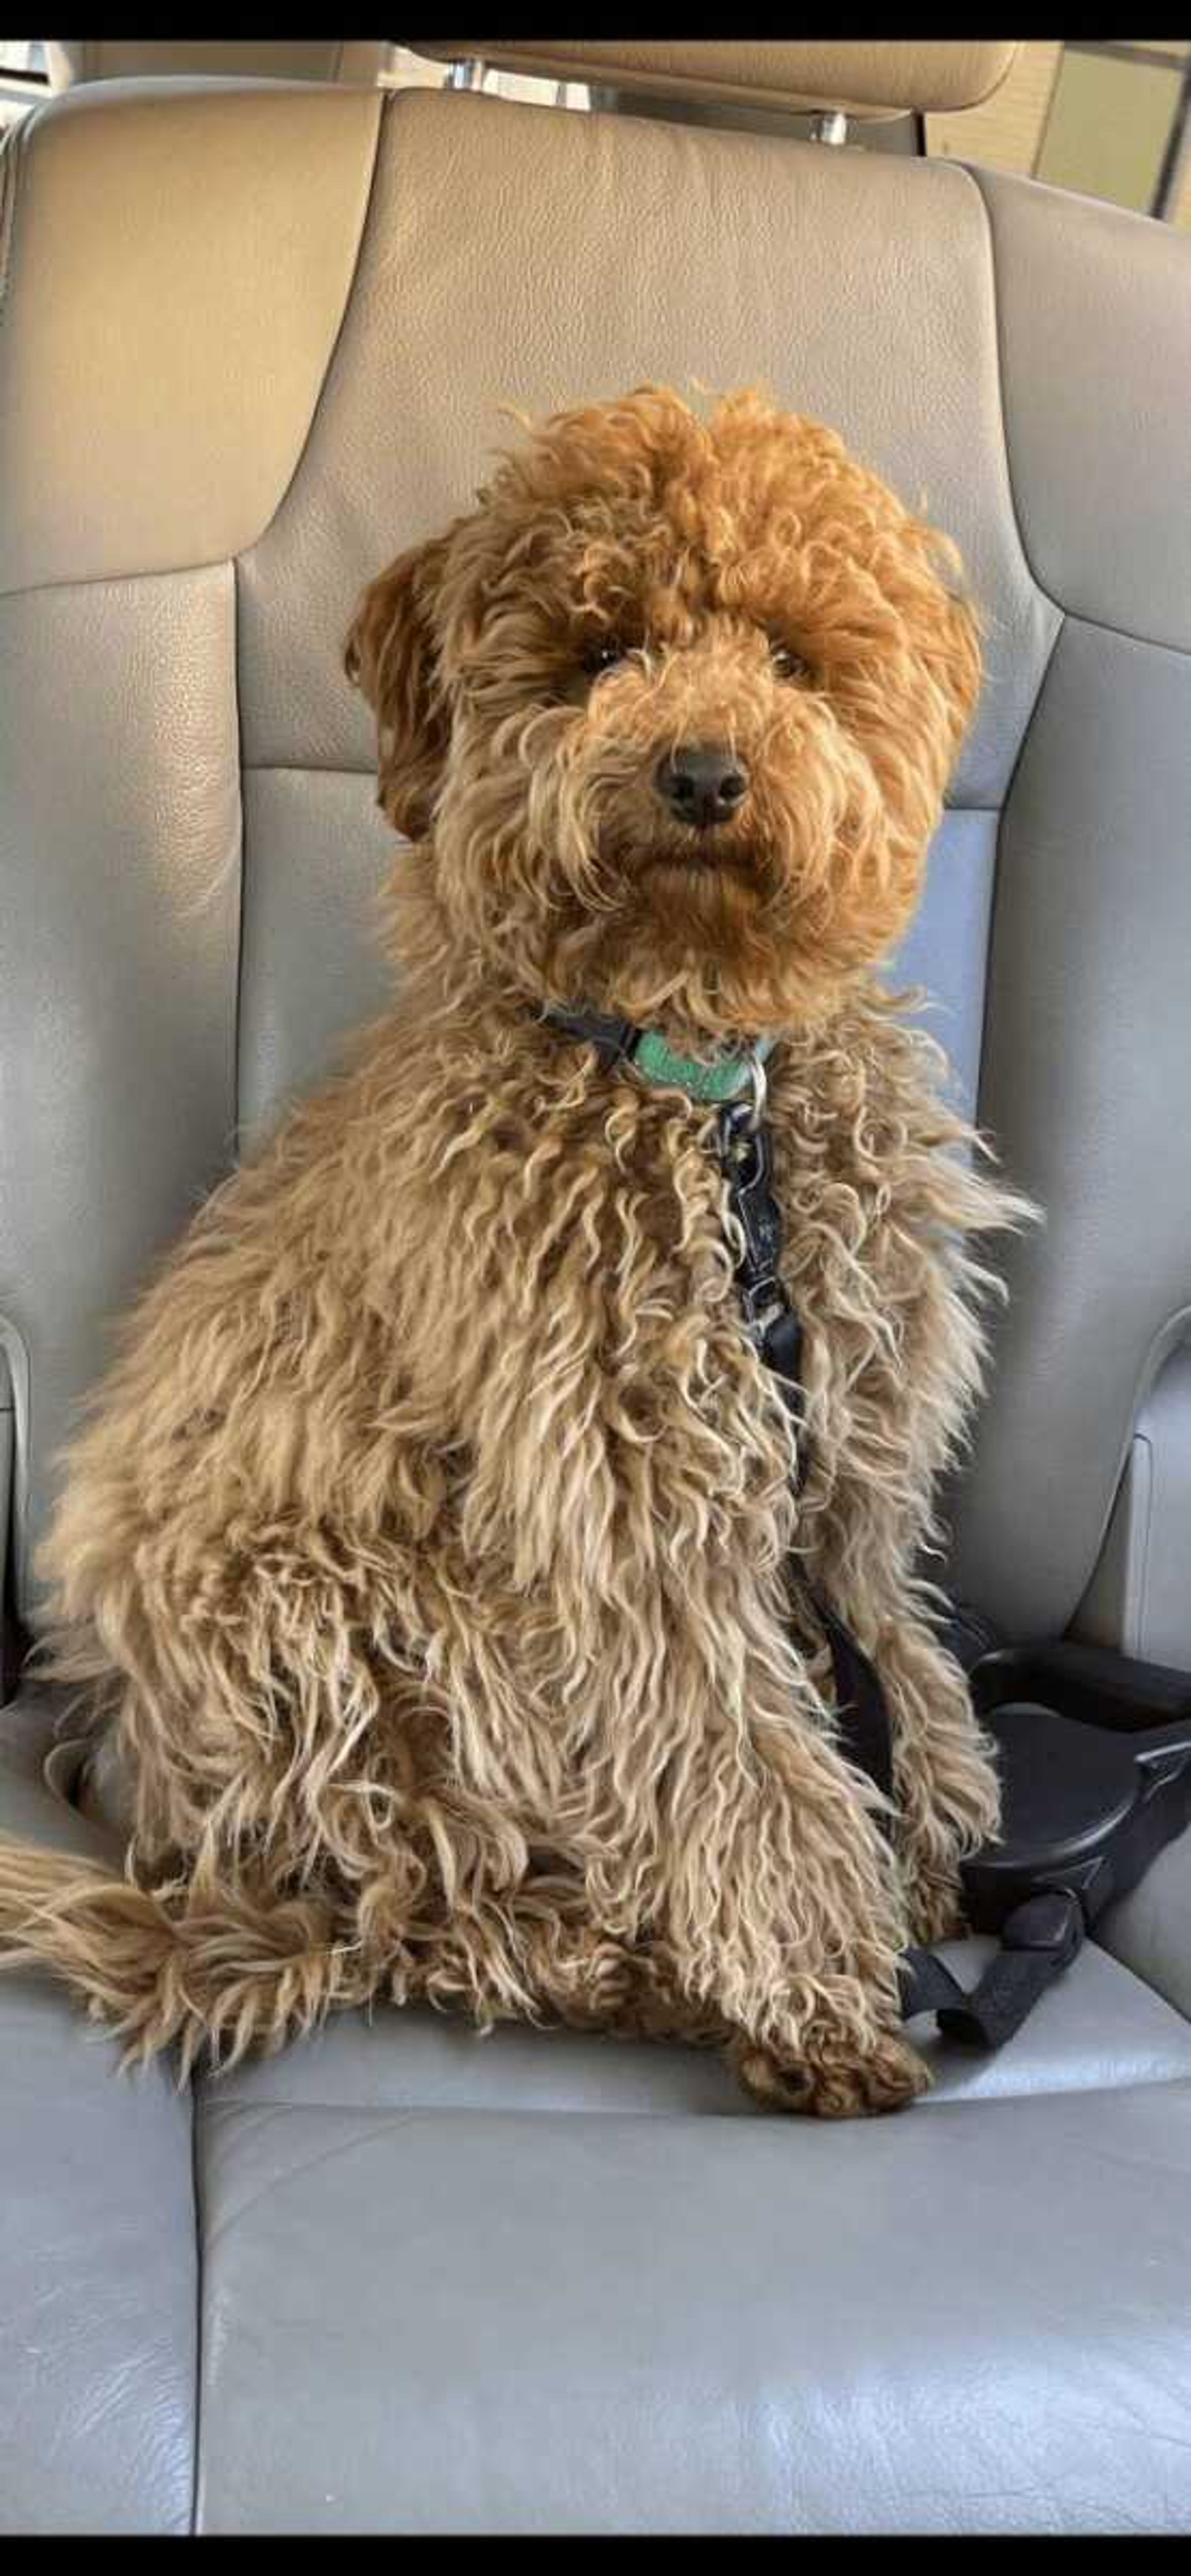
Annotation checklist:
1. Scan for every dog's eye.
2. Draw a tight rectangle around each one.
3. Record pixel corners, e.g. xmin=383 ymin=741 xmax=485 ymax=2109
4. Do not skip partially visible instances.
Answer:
xmin=768 ymin=638 xmax=811 ymax=684
xmin=581 ymin=637 xmax=628 ymax=678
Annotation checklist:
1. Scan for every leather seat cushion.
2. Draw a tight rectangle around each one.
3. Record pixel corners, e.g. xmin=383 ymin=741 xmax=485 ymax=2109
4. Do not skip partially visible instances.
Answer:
xmin=194 ymin=1949 xmax=1191 ymax=2527
xmin=194 ymin=2065 xmax=1191 ymax=2531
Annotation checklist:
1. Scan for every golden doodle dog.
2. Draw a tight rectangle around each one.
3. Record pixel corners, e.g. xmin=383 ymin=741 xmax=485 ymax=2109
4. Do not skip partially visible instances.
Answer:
xmin=0 ymin=387 xmax=1028 ymax=2114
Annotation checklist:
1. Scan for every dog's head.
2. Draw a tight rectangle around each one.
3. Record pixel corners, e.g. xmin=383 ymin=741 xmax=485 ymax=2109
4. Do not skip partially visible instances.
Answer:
xmin=346 ymin=387 xmax=980 ymax=1035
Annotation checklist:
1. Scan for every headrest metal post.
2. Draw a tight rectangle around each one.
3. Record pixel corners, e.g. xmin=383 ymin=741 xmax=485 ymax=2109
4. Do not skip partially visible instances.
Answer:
xmin=809 ymin=110 xmax=849 ymax=147
xmin=447 ymin=57 xmax=486 ymax=92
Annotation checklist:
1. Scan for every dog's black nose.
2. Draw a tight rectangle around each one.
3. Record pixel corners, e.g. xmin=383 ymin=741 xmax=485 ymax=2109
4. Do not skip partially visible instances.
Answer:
xmin=654 ymin=744 xmax=751 ymax=831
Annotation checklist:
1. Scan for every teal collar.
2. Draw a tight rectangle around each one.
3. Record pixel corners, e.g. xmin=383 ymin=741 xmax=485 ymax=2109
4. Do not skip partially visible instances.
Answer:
xmin=542 ymin=1004 xmax=775 ymax=1107
xmin=631 ymin=1025 xmax=775 ymax=1104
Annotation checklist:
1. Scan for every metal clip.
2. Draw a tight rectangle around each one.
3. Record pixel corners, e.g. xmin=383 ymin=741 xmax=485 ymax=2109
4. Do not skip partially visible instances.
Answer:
xmin=743 ymin=1047 xmax=768 ymax=1132
xmin=740 ymin=1275 xmax=785 ymax=1342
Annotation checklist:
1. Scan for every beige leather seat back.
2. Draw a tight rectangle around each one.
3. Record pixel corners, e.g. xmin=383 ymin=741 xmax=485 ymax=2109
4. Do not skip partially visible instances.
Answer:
xmin=1 ymin=46 xmax=1189 ymax=1663
xmin=45 ymin=41 xmax=388 ymax=88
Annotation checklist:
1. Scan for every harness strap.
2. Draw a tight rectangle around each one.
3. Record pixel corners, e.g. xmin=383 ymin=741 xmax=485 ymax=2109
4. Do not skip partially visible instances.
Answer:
xmin=804 ymin=1584 xmax=895 ymax=1806
xmin=539 ymin=1005 xmax=637 ymax=1073
xmin=899 ymin=1890 xmax=1085 ymax=2047
xmin=713 ymin=1095 xmax=897 ymax=1811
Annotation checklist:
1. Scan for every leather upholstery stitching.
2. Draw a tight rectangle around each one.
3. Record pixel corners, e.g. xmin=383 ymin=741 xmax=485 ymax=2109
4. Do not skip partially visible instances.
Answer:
xmin=1133 ymin=1431 xmax=1156 ymax=1657
xmin=235 ymin=91 xmax=385 ymax=566
xmin=971 ymin=611 xmax=1066 ymax=1136
xmin=0 ymin=1319 xmax=31 ymax=1609
xmin=953 ymin=157 xmax=1064 ymax=628
xmin=231 ymin=556 xmax=249 ymax=1155
xmin=0 ymin=101 xmax=33 ymax=327
xmin=1105 ymin=1301 xmax=1191 ymax=1593
xmin=189 ymin=2079 xmax=203 ymax=2533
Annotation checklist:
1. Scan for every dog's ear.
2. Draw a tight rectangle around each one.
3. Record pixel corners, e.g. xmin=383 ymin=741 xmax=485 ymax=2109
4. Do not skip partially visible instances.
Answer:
xmin=344 ymin=535 xmax=452 ymax=840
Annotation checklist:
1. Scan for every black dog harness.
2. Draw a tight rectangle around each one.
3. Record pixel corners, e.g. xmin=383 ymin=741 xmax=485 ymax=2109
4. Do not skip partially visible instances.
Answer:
xmin=543 ymin=1003 xmax=1191 ymax=2057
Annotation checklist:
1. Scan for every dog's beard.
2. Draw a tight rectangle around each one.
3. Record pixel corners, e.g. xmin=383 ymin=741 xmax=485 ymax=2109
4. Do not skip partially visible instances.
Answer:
xmin=430 ymin=733 xmax=921 ymax=1038
xmin=606 ymin=830 xmax=781 ymax=953
xmin=538 ymin=821 xmax=817 ymax=1034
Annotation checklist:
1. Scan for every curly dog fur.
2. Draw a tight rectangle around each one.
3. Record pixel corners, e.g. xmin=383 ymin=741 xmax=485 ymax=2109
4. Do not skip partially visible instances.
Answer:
xmin=0 ymin=387 xmax=1029 ymax=2113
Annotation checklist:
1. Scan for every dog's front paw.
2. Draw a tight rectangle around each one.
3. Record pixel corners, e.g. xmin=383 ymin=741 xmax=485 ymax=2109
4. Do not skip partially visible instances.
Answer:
xmin=730 ymin=2029 xmax=930 ymax=2119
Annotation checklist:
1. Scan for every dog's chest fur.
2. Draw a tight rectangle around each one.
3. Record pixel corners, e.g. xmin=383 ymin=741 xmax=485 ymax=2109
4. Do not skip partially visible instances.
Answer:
xmin=289 ymin=981 xmax=974 ymax=1868
xmin=372 ymin=985 xmax=957 ymax=1652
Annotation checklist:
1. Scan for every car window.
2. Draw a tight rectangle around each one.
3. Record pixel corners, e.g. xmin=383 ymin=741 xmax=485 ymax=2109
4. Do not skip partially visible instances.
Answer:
xmin=927 ymin=38 xmax=1191 ymax=227
xmin=0 ymin=38 xmax=45 ymax=77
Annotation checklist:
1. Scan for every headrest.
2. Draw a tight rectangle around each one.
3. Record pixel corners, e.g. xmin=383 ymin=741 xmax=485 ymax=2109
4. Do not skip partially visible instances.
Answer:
xmin=45 ymin=41 xmax=386 ymax=90
xmin=411 ymin=40 xmax=1019 ymax=119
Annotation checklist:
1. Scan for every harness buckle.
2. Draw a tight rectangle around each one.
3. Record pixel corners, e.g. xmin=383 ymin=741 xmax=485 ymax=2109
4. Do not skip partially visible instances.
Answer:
xmin=1000 ymin=1887 xmax=1086 ymax=1964
xmin=739 ymin=1273 xmax=785 ymax=1342
xmin=742 ymin=1047 xmax=768 ymax=1132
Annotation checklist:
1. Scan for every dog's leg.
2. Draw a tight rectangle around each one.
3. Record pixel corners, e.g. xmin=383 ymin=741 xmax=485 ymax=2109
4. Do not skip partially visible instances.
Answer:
xmin=11 ymin=1525 xmax=499 ymax=2065
xmin=801 ymin=1475 xmax=1001 ymax=1944
xmin=871 ymin=1611 xmax=1001 ymax=1943
xmin=509 ymin=1919 xmax=716 ymax=2045
xmin=641 ymin=1642 xmax=929 ymax=2118
xmin=768 ymin=1030 xmax=1017 ymax=1954
xmin=801 ymin=1534 xmax=1001 ymax=1947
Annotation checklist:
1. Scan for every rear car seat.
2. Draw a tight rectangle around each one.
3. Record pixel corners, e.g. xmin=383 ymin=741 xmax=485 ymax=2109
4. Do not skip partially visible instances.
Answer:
xmin=44 ymin=39 xmax=389 ymax=88
xmin=2 ymin=38 xmax=1190 ymax=2534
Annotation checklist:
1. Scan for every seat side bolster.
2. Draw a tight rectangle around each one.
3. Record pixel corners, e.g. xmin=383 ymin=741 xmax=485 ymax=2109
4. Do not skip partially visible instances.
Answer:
xmin=0 ymin=1693 xmax=197 ymax=2534
xmin=1099 ymin=1826 xmax=1191 ymax=2025
xmin=970 ymin=160 xmax=1191 ymax=650
xmin=0 ymin=1685 xmax=118 ymax=1856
